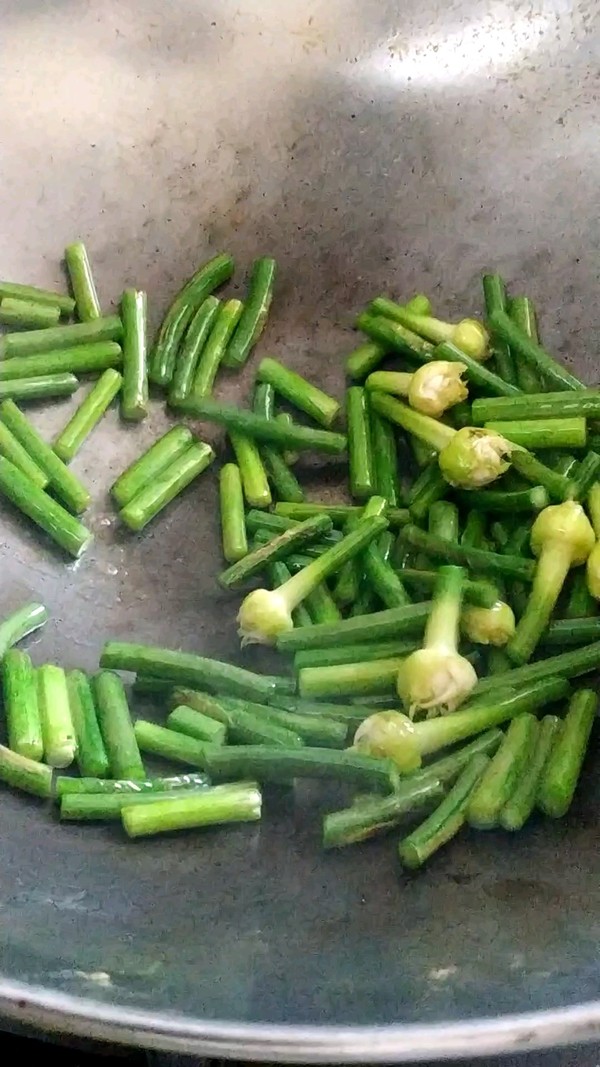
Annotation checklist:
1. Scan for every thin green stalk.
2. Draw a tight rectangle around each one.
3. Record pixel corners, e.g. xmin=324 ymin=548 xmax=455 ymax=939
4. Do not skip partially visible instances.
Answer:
xmin=489 ymin=310 xmax=583 ymax=392
xmin=0 ymin=456 xmax=92 ymax=557
xmin=0 ymin=281 xmax=74 ymax=317
xmin=473 ymin=391 xmax=600 ymax=422
xmin=398 ymin=755 xmax=490 ymax=868
xmin=508 ymin=295 xmax=540 ymax=392
xmin=111 ymin=425 xmax=193 ymax=508
xmin=274 ymin=502 xmax=409 ymax=527
xmin=3 ymin=649 xmax=43 ymax=761
xmin=257 ymin=357 xmax=340 ymax=429
xmin=500 ymin=714 xmax=561 ymax=830
xmin=398 ymin=524 xmax=535 ymax=582
xmin=120 ymin=288 xmax=149 ymax=420
xmin=100 ymin=641 xmax=282 ymax=703
xmin=324 ymin=777 xmax=444 ymax=848
xmin=537 ymin=688 xmax=597 ymax=818
xmin=121 ymin=783 xmax=262 ymax=837
xmin=219 ymin=463 xmax=248 ymax=563
xmin=407 ymin=463 xmax=448 ymax=523
xmin=67 ymin=670 xmax=110 ymax=778
xmin=38 ymin=664 xmax=76 ymax=768
xmin=65 ymin=241 xmax=101 ymax=321
xmin=222 ymin=256 xmax=277 ymax=369
xmin=53 ymin=368 xmax=122 ymax=462
xmin=169 ymin=296 xmax=220 ymax=407
xmin=298 ymin=657 xmax=406 ymax=700
xmin=482 ymin=274 xmax=516 ymax=385
xmin=150 ymin=253 xmax=234 ymax=386
xmin=55 ymin=772 xmax=208 ymax=796
xmin=0 ymin=602 xmax=48 ymax=660
xmin=483 ymin=418 xmax=586 ymax=451
xmin=93 ymin=670 xmax=145 ymax=779
xmin=467 ymin=714 xmax=538 ymax=829
xmin=230 ymin=431 xmax=271 ymax=509
xmin=347 ymin=386 xmax=375 ymax=500
xmin=178 ymin=398 xmax=347 ymax=456
xmin=218 ymin=514 xmax=332 ymax=588
xmin=0 ymin=421 xmax=48 ymax=488
xmin=120 ymin=441 xmax=215 ymax=531
xmin=0 ymin=374 xmax=78 ymax=402
xmin=0 ymin=315 xmax=122 ymax=358
xmin=0 ymin=297 xmax=60 ymax=329
xmin=191 ymin=298 xmax=243 ymax=398
xmin=0 ymin=399 xmax=90 ymax=513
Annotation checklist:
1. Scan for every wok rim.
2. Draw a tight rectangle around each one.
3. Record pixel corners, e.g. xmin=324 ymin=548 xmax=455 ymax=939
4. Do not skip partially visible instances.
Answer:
xmin=0 ymin=978 xmax=599 ymax=1061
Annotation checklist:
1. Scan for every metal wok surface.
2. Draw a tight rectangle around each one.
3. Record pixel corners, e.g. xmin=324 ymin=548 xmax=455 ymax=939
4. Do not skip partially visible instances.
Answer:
xmin=1 ymin=0 xmax=600 ymax=1060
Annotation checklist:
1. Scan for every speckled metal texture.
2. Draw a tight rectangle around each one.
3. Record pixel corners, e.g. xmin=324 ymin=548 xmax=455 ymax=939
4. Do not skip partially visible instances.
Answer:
xmin=1 ymin=0 xmax=600 ymax=1060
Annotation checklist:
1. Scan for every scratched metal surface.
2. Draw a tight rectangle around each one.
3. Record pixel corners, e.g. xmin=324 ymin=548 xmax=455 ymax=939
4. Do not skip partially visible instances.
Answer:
xmin=1 ymin=0 xmax=600 ymax=1060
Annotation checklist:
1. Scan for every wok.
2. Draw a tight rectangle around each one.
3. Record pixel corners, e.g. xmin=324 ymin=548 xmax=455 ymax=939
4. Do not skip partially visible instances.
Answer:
xmin=1 ymin=0 xmax=599 ymax=1060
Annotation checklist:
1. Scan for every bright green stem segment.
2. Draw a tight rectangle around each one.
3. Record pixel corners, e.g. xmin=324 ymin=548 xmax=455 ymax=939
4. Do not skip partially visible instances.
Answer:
xmin=149 ymin=253 xmax=234 ymax=386
xmin=0 ymin=456 xmax=93 ymax=558
xmin=60 ymin=791 xmax=207 ymax=821
xmin=507 ymin=545 xmax=573 ymax=665
xmin=38 ymin=664 xmax=76 ymax=768
xmin=55 ymin=772 xmax=208 ymax=796
xmin=413 ymin=676 xmax=569 ymax=760
xmin=3 ymin=649 xmax=43 ymax=761
xmin=111 ymin=425 xmax=194 ymax=508
xmin=65 ymin=241 xmax=101 ymax=321
xmin=588 ymin=483 xmax=600 ymax=539
xmin=219 ymin=514 xmax=332 ymax=588
xmin=0 ymin=399 xmax=91 ymax=514
xmin=425 ymin=565 xmax=464 ymax=652
xmin=222 ymin=256 xmax=277 ymax=369
xmin=323 ymin=777 xmax=443 ymax=849
xmin=169 ymin=296 xmax=220 ymax=406
xmin=0 ymin=315 xmax=122 ymax=358
xmin=134 ymin=719 xmax=212 ymax=768
xmin=0 ymin=342 xmax=120 ymax=378
xmin=489 ymin=309 xmax=583 ymax=392
xmin=537 ymin=688 xmax=597 ymax=818
xmin=483 ymin=418 xmax=586 ymax=451
xmin=347 ymin=387 xmax=375 ymax=500
xmin=121 ymin=783 xmax=262 ymax=837
xmin=168 ymin=705 xmax=227 ymax=745
xmin=0 ymin=281 xmax=74 ymax=317
xmin=219 ymin=463 xmax=248 ymax=563
xmin=0 ymin=421 xmax=48 ymax=488
xmin=482 ymin=274 xmax=516 ymax=386
xmin=371 ymin=409 xmax=401 ymax=505
xmin=509 ymin=296 xmax=540 ymax=392
xmin=67 ymin=670 xmax=110 ymax=778
xmin=398 ymin=754 xmax=490 ymax=868
xmin=257 ymin=357 xmax=340 ymax=429
xmin=298 ymin=657 xmax=406 ymax=700
xmin=177 ymin=398 xmax=348 ymax=456
xmin=467 ymin=714 xmax=538 ymax=829
xmin=500 ymin=714 xmax=561 ymax=831
xmin=120 ymin=288 xmax=149 ymax=420
xmin=369 ymin=392 xmax=455 ymax=452
xmin=277 ymin=515 xmax=388 ymax=612
xmin=100 ymin=642 xmax=280 ymax=704
xmin=120 ymin=441 xmax=215 ymax=532
xmin=93 ymin=670 xmax=145 ymax=780
xmin=191 ymin=298 xmax=243 ymax=398
xmin=53 ymin=369 xmax=122 ymax=462
xmin=0 ymin=602 xmax=48 ymax=660
xmin=0 ymin=297 xmax=61 ymax=328
xmin=0 ymin=743 xmax=53 ymax=798
xmin=230 ymin=431 xmax=272 ymax=509
xmin=0 ymin=373 xmax=78 ymax=402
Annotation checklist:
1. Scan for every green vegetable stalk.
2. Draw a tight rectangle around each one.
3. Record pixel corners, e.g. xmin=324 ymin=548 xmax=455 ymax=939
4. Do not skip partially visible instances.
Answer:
xmin=396 ymin=565 xmax=476 ymax=718
xmin=586 ymin=540 xmax=600 ymax=600
xmin=237 ymin=515 xmax=387 ymax=646
xmin=366 ymin=360 xmax=468 ymax=418
xmin=352 ymin=676 xmax=568 ymax=773
xmin=370 ymin=392 xmax=512 ymax=489
xmin=507 ymin=501 xmax=595 ymax=664
xmin=377 ymin=306 xmax=489 ymax=361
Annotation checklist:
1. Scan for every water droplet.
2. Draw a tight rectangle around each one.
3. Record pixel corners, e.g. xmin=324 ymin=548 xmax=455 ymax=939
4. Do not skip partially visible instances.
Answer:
xmin=98 ymin=516 xmax=113 ymax=527
xmin=105 ymin=563 xmax=119 ymax=576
